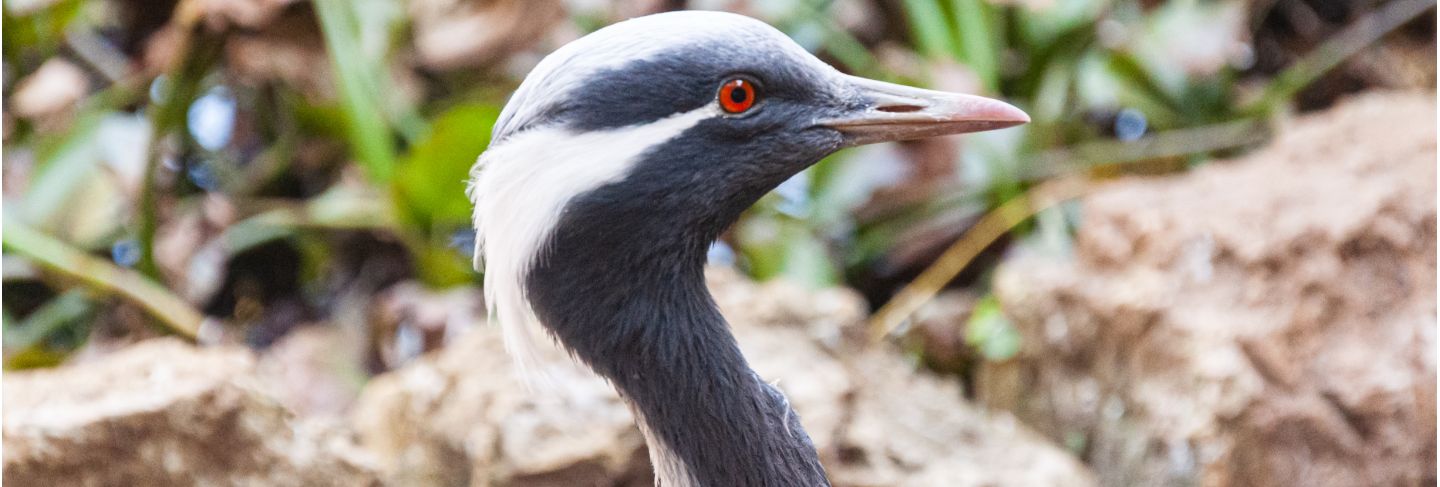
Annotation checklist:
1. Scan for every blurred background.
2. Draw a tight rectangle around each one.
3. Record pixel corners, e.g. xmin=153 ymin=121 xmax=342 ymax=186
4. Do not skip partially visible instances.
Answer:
xmin=2 ymin=0 xmax=1436 ymax=486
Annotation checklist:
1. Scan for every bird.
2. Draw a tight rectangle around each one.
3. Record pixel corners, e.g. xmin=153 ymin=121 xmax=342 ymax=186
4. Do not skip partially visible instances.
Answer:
xmin=468 ymin=10 xmax=1028 ymax=487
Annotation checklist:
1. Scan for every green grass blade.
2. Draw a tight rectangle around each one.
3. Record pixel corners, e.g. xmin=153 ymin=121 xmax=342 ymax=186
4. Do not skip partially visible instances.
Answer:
xmin=3 ymin=290 xmax=95 ymax=350
xmin=948 ymin=0 xmax=1000 ymax=92
xmin=903 ymin=0 xmax=959 ymax=59
xmin=2 ymin=218 xmax=204 ymax=338
xmin=1245 ymin=0 xmax=1436 ymax=115
xmin=314 ymin=0 xmax=397 ymax=183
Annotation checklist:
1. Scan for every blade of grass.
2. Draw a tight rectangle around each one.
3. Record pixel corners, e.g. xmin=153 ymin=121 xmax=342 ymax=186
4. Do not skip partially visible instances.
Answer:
xmin=3 ymin=218 xmax=204 ymax=339
xmin=1105 ymin=51 xmax=1183 ymax=114
xmin=1244 ymin=0 xmax=1436 ymax=115
xmin=1011 ymin=22 xmax=1095 ymax=99
xmin=20 ymin=113 xmax=104 ymax=226
xmin=1023 ymin=118 xmax=1269 ymax=180
xmin=868 ymin=178 xmax=1090 ymax=341
xmin=948 ymin=0 xmax=1000 ymax=92
xmin=214 ymin=187 xmax=395 ymax=257
xmin=138 ymin=1 xmax=224 ymax=279
xmin=903 ymin=0 xmax=959 ymax=59
xmin=3 ymin=290 xmax=95 ymax=349
xmin=817 ymin=18 xmax=885 ymax=79
xmin=315 ymin=0 xmax=397 ymax=183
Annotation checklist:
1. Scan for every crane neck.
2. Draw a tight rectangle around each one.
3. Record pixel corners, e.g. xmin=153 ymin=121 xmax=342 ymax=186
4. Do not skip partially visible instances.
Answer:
xmin=516 ymin=122 xmax=834 ymax=485
xmin=525 ymin=234 xmax=829 ymax=487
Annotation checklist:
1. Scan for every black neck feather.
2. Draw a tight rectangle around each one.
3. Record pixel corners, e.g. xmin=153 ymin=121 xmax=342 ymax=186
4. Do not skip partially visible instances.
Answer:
xmin=529 ymin=259 xmax=827 ymax=486
xmin=523 ymin=131 xmax=830 ymax=486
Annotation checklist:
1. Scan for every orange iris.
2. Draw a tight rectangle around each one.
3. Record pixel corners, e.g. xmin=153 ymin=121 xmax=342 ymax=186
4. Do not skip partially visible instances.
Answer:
xmin=718 ymin=79 xmax=756 ymax=114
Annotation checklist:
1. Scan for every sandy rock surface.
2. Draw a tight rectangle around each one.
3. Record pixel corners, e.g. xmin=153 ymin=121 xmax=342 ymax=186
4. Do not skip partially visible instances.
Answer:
xmin=352 ymin=269 xmax=1096 ymax=486
xmin=3 ymin=338 xmax=381 ymax=486
xmin=984 ymin=92 xmax=1437 ymax=486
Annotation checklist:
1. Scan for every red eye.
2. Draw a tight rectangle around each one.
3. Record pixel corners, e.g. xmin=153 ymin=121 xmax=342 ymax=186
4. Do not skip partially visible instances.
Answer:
xmin=718 ymin=78 xmax=757 ymax=114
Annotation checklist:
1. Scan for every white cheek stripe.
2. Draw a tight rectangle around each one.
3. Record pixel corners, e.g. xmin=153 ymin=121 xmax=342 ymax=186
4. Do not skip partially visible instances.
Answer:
xmin=468 ymin=106 xmax=717 ymax=380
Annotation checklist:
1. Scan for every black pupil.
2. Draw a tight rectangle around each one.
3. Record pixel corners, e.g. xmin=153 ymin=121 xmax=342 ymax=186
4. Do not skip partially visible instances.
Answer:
xmin=728 ymin=83 xmax=748 ymax=104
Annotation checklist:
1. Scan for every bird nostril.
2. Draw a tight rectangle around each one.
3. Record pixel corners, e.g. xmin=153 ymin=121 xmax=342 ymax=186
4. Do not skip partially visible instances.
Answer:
xmin=876 ymin=104 xmax=924 ymax=113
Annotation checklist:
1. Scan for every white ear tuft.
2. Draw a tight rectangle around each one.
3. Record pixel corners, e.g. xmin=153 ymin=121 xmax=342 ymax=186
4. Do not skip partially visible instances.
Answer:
xmin=468 ymin=107 xmax=715 ymax=386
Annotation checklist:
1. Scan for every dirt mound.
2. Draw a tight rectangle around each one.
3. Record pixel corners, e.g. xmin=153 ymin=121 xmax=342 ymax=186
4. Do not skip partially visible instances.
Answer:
xmin=984 ymin=92 xmax=1437 ymax=486
xmin=353 ymin=269 xmax=1096 ymax=486
xmin=3 ymin=338 xmax=381 ymax=486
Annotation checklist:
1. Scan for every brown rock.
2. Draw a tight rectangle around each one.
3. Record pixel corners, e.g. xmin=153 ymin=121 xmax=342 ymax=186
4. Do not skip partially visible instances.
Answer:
xmin=352 ymin=269 xmax=1095 ymax=486
xmin=353 ymin=316 xmax=648 ymax=487
xmin=257 ymin=326 xmax=368 ymax=418
xmin=3 ymin=338 xmax=381 ymax=486
xmin=983 ymin=92 xmax=1437 ymax=486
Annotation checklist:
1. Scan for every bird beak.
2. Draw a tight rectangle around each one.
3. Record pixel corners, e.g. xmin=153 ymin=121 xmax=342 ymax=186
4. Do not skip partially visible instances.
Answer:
xmin=822 ymin=75 xmax=1030 ymax=147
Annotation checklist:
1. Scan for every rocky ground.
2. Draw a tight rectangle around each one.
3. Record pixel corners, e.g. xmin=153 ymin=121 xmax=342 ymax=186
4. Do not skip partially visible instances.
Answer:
xmin=3 ymin=339 xmax=381 ymax=486
xmin=351 ymin=270 xmax=1094 ymax=487
xmin=4 ymin=269 xmax=1095 ymax=486
xmin=983 ymin=92 xmax=1437 ymax=486
xmin=3 ymin=92 xmax=1435 ymax=486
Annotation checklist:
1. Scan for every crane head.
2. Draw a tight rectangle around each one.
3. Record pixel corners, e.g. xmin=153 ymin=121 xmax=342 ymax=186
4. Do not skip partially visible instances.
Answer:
xmin=468 ymin=10 xmax=1028 ymax=376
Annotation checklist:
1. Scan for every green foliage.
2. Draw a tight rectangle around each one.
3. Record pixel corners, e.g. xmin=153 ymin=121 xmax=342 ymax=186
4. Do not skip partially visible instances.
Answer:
xmin=314 ymin=0 xmax=403 ymax=183
xmin=900 ymin=0 xmax=1002 ymax=90
xmin=389 ymin=104 xmax=500 ymax=287
xmin=965 ymin=294 xmax=1020 ymax=361
xmin=1 ymin=0 xmax=1424 ymax=368
xmin=17 ymin=113 xmax=108 ymax=237
xmin=393 ymin=104 xmax=501 ymax=232
xmin=903 ymin=0 xmax=959 ymax=60
xmin=311 ymin=0 xmax=498 ymax=287
xmin=3 ymin=290 xmax=95 ymax=352
xmin=948 ymin=0 xmax=1000 ymax=92
xmin=1 ymin=0 xmax=84 ymax=69
xmin=737 ymin=209 xmax=839 ymax=289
